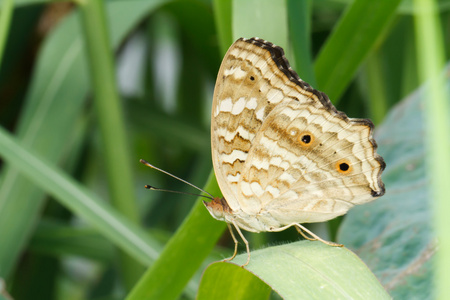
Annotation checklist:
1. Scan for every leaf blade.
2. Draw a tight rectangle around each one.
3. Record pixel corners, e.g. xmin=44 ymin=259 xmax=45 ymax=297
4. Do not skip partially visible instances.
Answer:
xmin=314 ymin=0 xmax=402 ymax=102
xmin=200 ymin=242 xmax=390 ymax=299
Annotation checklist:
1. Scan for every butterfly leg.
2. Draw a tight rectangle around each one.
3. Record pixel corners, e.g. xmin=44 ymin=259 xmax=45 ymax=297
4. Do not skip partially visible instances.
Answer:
xmin=223 ymin=222 xmax=250 ymax=266
xmin=295 ymin=226 xmax=318 ymax=241
xmin=232 ymin=222 xmax=251 ymax=267
xmin=223 ymin=223 xmax=238 ymax=262
xmin=295 ymin=224 xmax=343 ymax=247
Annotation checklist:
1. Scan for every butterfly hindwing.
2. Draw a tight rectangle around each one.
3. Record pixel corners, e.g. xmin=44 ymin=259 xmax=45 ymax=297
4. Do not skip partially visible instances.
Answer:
xmin=239 ymin=98 xmax=385 ymax=223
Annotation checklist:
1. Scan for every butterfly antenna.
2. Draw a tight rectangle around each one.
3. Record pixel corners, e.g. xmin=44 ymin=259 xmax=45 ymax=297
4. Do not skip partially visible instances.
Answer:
xmin=144 ymin=185 xmax=213 ymax=200
xmin=140 ymin=159 xmax=215 ymax=199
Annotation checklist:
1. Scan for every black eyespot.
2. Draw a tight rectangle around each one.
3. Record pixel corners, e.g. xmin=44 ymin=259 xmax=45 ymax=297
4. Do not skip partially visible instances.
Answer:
xmin=298 ymin=132 xmax=315 ymax=147
xmin=301 ymin=135 xmax=311 ymax=144
xmin=339 ymin=163 xmax=349 ymax=171
xmin=250 ymin=76 xmax=255 ymax=81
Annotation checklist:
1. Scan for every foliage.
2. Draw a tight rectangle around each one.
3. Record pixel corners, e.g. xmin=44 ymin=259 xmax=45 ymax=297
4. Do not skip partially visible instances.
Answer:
xmin=0 ymin=0 xmax=448 ymax=299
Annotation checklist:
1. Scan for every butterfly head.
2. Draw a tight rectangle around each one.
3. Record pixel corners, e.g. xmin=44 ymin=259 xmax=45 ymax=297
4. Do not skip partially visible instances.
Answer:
xmin=203 ymin=197 xmax=232 ymax=222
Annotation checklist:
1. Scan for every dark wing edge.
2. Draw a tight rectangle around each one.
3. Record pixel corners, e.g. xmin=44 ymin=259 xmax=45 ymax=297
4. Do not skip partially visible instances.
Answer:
xmin=239 ymin=37 xmax=386 ymax=197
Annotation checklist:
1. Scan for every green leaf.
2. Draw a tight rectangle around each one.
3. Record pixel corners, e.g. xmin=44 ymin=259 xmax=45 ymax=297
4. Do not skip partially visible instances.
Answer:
xmin=339 ymin=65 xmax=450 ymax=299
xmin=0 ymin=0 xmax=13 ymax=67
xmin=29 ymin=219 xmax=114 ymax=262
xmin=314 ymin=0 xmax=402 ymax=102
xmin=0 ymin=126 xmax=162 ymax=267
xmin=199 ymin=242 xmax=390 ymax=299
xmin=287 ymin=0 xmax=316 ymax=86
xmin=198 ymin=262 xmax=271 ymax=300
xmin=0 ymin=0 xmax=171 ymax=278
xmin=413 ymin=2 xmax=449 ymax=300
xmin=126 ymin=173 xmax=227 ymax=300
xmin=232 ymin=0 xmax=288 ymax=49
xmin=213 ymin=0 xmax=233 ymax=55
xmin=79 ymin=0 xmax=151 ymax=288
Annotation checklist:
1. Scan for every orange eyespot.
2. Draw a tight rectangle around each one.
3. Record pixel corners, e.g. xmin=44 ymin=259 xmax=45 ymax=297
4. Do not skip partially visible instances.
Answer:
xmin=298 ymin=131 xmax=314 ymax=147
xmin=335 ymin=159 xmax=352 ymax=174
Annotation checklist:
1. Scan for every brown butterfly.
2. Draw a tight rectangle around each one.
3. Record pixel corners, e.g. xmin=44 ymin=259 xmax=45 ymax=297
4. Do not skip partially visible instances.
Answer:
xmin=143 ymin=37 xmax=385 ymax=266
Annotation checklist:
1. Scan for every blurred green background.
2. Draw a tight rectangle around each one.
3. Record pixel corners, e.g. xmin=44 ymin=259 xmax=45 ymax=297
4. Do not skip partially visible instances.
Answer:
xmin=0 ymin=0 xmax=449 ymax=299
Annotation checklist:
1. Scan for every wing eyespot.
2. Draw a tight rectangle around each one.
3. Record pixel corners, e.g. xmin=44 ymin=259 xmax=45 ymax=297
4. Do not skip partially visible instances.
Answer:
xmin=245 ymin=73 xmax=258 ymax=86
xmin=335 ymin=159 xmax=352 ymax=174
xmin=297 ymin=131 xmax=315 ymax=147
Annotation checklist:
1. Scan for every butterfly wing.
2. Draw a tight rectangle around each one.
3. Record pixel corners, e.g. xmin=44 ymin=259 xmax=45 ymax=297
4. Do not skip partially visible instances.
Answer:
xmin=212 ymin=37 xmax=385 ymax=226
xmin=211 ymin=38 xmax=321 ymax=211
xmin=240 ymin=98 xmax=385 ymax=224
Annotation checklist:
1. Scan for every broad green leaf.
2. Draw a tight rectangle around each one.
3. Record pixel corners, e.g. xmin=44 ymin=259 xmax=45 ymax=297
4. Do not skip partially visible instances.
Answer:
xmin=339 ymin=65 xmax=450 ymax=299
xmin=198 ymin=262 xmax=271 ymax=300
xmin=199 ymin=242 xmax=390 ymax=299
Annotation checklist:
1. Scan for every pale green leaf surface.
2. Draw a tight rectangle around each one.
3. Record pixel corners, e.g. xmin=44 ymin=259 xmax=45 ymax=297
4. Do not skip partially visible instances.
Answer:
xmin=199 ymin=241 xmax=390 ymax=299
xmin=339 ymin=66 xmax=450 ymax=299
xmin=198 ymin=262 xmax=271 ymax=300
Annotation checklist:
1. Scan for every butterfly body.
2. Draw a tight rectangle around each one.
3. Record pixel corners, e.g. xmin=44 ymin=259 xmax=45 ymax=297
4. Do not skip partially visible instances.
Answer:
xmin=204 ymin=37 xmax=385 ymax=265
xmin=205 ymin=195 xmax=348 ymax=233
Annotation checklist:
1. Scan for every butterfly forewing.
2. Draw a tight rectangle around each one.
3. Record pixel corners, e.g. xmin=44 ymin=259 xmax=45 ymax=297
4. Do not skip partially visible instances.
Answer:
xmin=211 ymin=37 xmax=385 ymax=226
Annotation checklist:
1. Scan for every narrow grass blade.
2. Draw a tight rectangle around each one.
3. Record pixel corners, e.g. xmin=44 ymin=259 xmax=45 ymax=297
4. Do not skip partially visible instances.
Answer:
xmin=314 ymin=0 xmax=402 ymax=102
xmin=0 ymin=0 xmax=13 ymax=67
xmin=127 ymin=172 xmax=226 ymax=300
xmin=232 ymin=0 xmax=288 ymax=49
xmin=287 ymin=0 xmax=316 ymax=86
xmin=79 ymin=0 xmax=143 ymax=288
xmin=0 ymin=126 xmax=161 ymax=266
xmin=0 ymin=0 xmax=170 ymax=278
xmin=413 ymin=1 xmax=449 ymax=299
xmin=213 ymin=0 xmax=233 ymax=54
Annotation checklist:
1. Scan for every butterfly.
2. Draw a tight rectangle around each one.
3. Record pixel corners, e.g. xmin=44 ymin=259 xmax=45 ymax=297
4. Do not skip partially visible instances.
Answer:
xmin=203 ymin=37 xmax=385 ymax=266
